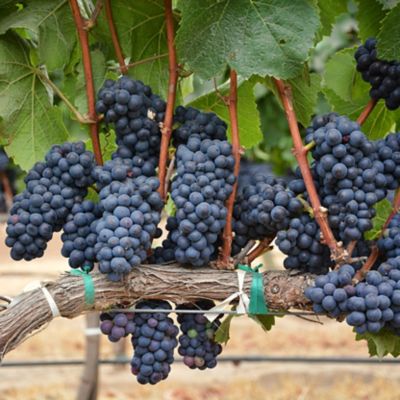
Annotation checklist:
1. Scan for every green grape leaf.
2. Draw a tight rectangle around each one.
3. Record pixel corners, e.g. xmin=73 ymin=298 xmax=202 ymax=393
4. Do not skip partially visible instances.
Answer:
xmin=356 ymin=329 xmax=400 ymax=358
xmin=93 ymin=0 xmax=175 ymax=97
xmin=287 ymin=73 xmax=321 ymax=127
xmin=85 ymin=187 xmax=100 ymax=204
xmin=324 ymin=49 xmax=357 ymax=102
xmin=176 ymin=0 xmax=320 ymax=80
xmin=165 ymin=194 xmax=176 ymax=217
xmin=215 ymin=314 xmax=235 ymax=345
xmin=317 ymin=0 xmax=348 ymax=39
xmin=0 ymin=34 xmax=68 ymax=170
xmin=364 ymin=199 xmax=392 ymax=240
xmin=355 ymin=0 xmax=386 ymax=43
xmin=250 ymin=314 xmax=276 ymax=332
xmin=265 ymin=71 xmax=322 ymax=127
xmin=377 ymin=4 xmax=400 ymax=60
xmin=0 ymin=0 xmax=75 ymax=72
xmin=188 ymin=79 xmax=262 ymax=149
xmin=322 ymin=48 xmax=397 ymax=139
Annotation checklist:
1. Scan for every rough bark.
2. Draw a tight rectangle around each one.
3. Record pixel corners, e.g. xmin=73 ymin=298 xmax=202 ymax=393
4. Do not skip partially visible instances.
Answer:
xmin=0 ymin=264 xmax=313 ymax=361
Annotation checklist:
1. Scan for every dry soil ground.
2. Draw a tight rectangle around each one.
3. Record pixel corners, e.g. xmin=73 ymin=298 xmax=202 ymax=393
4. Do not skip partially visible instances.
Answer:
xmin=0 ymin=224 xmax=400 ymax=400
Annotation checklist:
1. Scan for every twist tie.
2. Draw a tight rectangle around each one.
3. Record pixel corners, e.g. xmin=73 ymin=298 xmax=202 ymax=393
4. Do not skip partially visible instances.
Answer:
xmin=206 ymin=268 xmax=250 ymax=322
xmin=22 ymin=281 xmax=60 ymax=318
xmin=70 ymin=267 xmax=95 ymax=306
xmin=238 ymin=264 xmax=269 ymax=315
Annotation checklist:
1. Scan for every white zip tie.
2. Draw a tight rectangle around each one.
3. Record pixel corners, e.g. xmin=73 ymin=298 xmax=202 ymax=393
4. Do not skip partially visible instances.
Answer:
xmin=206 ymin=269 xmax=249 ymax=322
xmin=22 ymin=281 xmax=60 ymax=319
xmin=41 ymin=286 xmax=60 ymax=318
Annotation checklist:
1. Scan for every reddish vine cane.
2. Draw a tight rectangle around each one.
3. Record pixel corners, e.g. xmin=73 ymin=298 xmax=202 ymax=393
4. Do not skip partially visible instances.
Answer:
xmin=158 ymin=0 xmax=179 ymax=201
xmin=357 ymin=98 xmax=378 ymax=125
xmin=105 ymin=0 xmax=128 ymax=74
xmin=273 ymin=79 xmax=346 ymax=263
xmin=69 ymin=0 xmax=103 ymax=166
xmin=217 ymin=70 xmax=242 ymax=269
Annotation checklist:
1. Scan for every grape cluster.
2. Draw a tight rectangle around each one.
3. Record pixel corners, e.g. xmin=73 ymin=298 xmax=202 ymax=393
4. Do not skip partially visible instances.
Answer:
xmin=305 ymin=264 xmax=356 ymax=318
xmin=276 ymin=213 xmax=333 ymax=274
xmin=96 ymin=76 xmax=166 ymax=172
xmin=173 ymin=106 xmax=227 ymax=146
xmin=5 ymin=142 xmax=95 ymax=260
xmin=378 ymin=214 xmax=400 ymax=258
xmin=376 ymin=132 xmax=400 ymax=189
xmin=130 ymin=301 xmax=179 ymax=385
xmin=61 ymin=200 xmax=101 ymax=271
xmin=237 ymin=160 xmax=274 ymax=189
xmin=99 ymin=312 xmax=136 ymax=342
xmin=355 ymin=38 xmax=400 ymax=110
xmin=304 ymin=113 xmax=387 ymax=242
xmin=93 ymin=158 xmax=163 ymax=281
xmin=177 ymin=301 xmax=222 ymax=370
xmin=160 ymin=135 xmax=235 ymax=266
xmin=233 ymin=175 xmax=303 ymax=255
xmin=306 ymin=257 xmax=400 ymax=335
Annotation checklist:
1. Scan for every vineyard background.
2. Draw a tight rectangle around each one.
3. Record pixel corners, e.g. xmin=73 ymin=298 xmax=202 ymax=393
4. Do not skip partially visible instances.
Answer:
xmin=0 ymin=226 xmax=399 ymax=400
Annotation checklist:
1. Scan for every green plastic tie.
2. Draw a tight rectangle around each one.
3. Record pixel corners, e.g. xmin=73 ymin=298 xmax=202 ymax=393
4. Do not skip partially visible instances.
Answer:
xmin=70 ymin=266 xmax=95 ymax=306
xmin=237 ymin=264 xmax=268 ymax=315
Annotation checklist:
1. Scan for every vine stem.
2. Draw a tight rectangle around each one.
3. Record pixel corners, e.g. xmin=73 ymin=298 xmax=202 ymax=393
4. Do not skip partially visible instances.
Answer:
xmin=355 ymin=190 xmax=400 ymax=279
xmin=84 ymin=0 xmax=104 ymax=30
xmin=356 ymin=98 xmax=378 ymax=125
xmin=247 ymin=237 xmax=274 ymax=264
xmin=121 ymin=54 xmax=169 ymax=70
xmin=353 ymin=246 xmax=379 ymax=282
xmin=69 ymin=0 xmax=103 ymax=166
xmin=273 ymin=79 xmax=345 ymax=262
xmin=36 ymin=69 xmax=93 ymax=124
xmin=158 ymin=0 xmax=178 ymax=201
xmin=218 ymin=70 xmax=241 ymax=269
xmin=105 ymin=0 xmax=127 ymax=74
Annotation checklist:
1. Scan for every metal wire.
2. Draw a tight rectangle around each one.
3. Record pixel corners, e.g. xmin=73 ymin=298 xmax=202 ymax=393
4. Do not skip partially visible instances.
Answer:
xmin=109 ymin=308 xmax=318 ymax=316
xmin=1 ymin=355 xmax=400 ymax=368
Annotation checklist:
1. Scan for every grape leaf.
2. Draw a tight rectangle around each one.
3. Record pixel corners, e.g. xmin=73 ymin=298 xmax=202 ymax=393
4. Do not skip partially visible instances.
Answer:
xmin=188 ymin=79 xmax=262 ymax=149
xmin=0 ymin=34 xmax=68 ymax=170
xmin=265 ymin=71 xmax=322 ymax=127
xmin=176 ymin=0 xmax=320 ymax=80
xmin=215 ymin=314 xmax=235 ymax=345
xmin=322 ymin=48 xmax=397 ymax=139
xmin=355 ymin=0 xmax=386 ymax=43
xmin=365 ymin=199 xmax=392 ymax=240
xmin=250 ymin=314 xmax=276 ymax=332
xmin=377 ymin=4 xmax=400 ymax=60
xmin=356 ymin=329 xmax=400 ymax=358
xmin=93 ymin=0 xmax=175 ymax=97
xmin=85 ymin=187 xmax=100 ymax=204
xmin=0 ymin=0 xmax=75 ymax=72
xmin=317 ymin=0 xmax=348 ymax=39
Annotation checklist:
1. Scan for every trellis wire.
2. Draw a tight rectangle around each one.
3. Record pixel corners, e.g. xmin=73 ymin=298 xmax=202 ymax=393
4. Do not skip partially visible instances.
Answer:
xmin=1 ymin=355 xmax=400 ymax=367
xmin=109 ymin=308 xmax=318 ymax=316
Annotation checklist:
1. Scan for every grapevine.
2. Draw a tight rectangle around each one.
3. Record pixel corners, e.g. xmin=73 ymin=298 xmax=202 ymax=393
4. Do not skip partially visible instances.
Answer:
xmin=3 ymin=1 xmax=400 ymax=394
